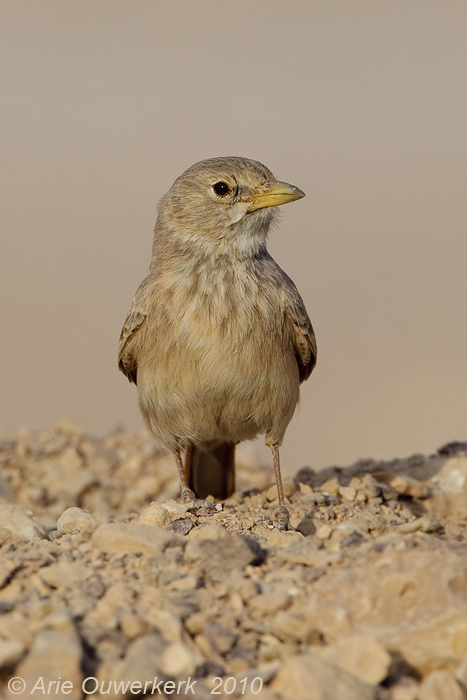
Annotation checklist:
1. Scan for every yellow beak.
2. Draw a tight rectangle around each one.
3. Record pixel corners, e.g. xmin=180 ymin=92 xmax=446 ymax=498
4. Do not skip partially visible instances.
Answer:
xmin=248 ymin=180 xmax=305 ymax=211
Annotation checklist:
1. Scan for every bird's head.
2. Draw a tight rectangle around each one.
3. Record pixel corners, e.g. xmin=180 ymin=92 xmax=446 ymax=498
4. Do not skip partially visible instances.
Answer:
xmin=156 ymin=156 xmax=305 ymax=256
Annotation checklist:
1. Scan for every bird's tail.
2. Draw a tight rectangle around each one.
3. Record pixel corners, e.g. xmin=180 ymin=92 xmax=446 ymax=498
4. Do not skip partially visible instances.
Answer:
xmin=187 ymin=442 xmax=236 ymax=500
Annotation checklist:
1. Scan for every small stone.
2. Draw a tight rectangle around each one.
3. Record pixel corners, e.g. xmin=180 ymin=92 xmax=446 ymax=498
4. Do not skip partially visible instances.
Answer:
xmin=0 ymin=638 xmax=25 ymax=669
xmin=229 ymin=591 xmax=244 ymax=613
xmin=144 ymin=608 xmax=183 ymax=643
xmin=119 ymin=613 xmax=149 ymax=639
xmin=320 ymin=477 xmax=340 ymax=494
xmin=259 ymin=637 xmax=283 ymax=663
xmin=194 ymin=633 xmax=213 ymax=658
xmin=389 ymin=677 xmax=420 ymax=700
xmin=249 ymin=590 xmax=290 ymax=616
xmin=92 ymin=522 xmax=184 ymax=556
xmin=84 ymin=581 xmax=137 ymax=629
xmin=299 ymin=482 xmax=314 ymax=495
xmin=266 ymin=478 xmax=295 ymax=502
xmin=160 ymin=499 xmax=191 ymax=517
xmin=167 ymin=517 xmax=194 ymax=535
xmin=168 ymin=573 xmax=202 ymax=591
xmin=266 ymin=484 xmax=278 ymax=502
xmin=187 ymin=523 xmax=230 ymax=540
xmin=185 ymin=611 xmax=207 ymax=636
xmin=418 ymin=670 xmax=464 ymax=700
xmin=316 ymin=524 xmax=333 ymax=539
xmin=186 ymin=499 xmax=216 ymax=515
xmin=14 ymin=628 xmax=83 ymax=700
xmin=137 ymin=504 xmax=171 ymax=527
xmin=40 ymin=561 xmax=90 ymax=589
xmin=264 ymin=529 xmax=304 ymax=546
xmin=97 ymin=634 xmax=166 ymax=695
xmin=204 ymin=622 xmax=237 ymax=654
xmin=185 ymin=534 xmax=264 ymax=572
xmin=314 ymin=634 xmax=391 ymax=685
xmin=296 ymin=514 xmax=316 ymax=536
xmin=280 ymin=538 xmax=340 ymax=567
xmin=354 ymin=475 xmax=382 ymax=501
xmin=338 ymin=486 xmax=357 ymax=501
xmin=390 ymin=475 xmax=430 ymax=499
xmin=340 ymin=530 xmax=367 ymax=548
xmin=272 ymin=610 xmax=322 ymax=644
xmin=159 ymin=641 xmax=198 ymax=676
xmin=397 ymin=516 xmax=443 ymax=534
xmin=0 ymin=504 xmax=44 ymax=540
xmin=270 ymin=654 xmax=376 ymax=700
xmin=57 ymin=507 xmax=96 ymax=535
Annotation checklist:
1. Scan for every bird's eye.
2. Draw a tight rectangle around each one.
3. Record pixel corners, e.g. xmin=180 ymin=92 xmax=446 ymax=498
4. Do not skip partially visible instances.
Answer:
xmin=212 ymin=181 xmax=231 ymax=197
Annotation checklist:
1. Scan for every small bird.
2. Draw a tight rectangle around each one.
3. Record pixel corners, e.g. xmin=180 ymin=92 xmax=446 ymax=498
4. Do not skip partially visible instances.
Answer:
xmin=118 ymin=157 xmax=317 ymax=529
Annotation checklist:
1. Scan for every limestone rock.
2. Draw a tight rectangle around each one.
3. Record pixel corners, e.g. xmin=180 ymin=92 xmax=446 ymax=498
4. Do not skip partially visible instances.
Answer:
xmin=187 ymin=522 xmax=230 ymax=540
xmin=0 ymin=504 xmax=44 ymax=540
xmin=298 ymin=538 xmax=467 ymax=674
xmin=270 ymin=654 xmax=376 ymax=700
xmin=390 ymin=474 xmax=430 ymax=499
xmin=13 ymin=628 xmax=82 ymax=700
xmin=160 ymin=499 xmax=191 ymax=517
xmin=388 ymin=677 xmax=420 ymax=700
xmin=137 ymin=504 xmax=171 ymax=527
xmin=204 ymin=622 xmax=237 ymax=655
xmin=313 ymin=634 xmax=391 ymax=685
xmin=40 ymin=560 xmax=90 ymax=589
xmin=56 ymin=506 xmax=96 ymax=534
xmin=159 ymin=641 xmax=199 ymax=676
xmin=430 ymin=455 xmax=467 ymax=523
xmin=0 ymin=638 xmax=25 ymax=669
xmin=92 ymin=522 xmax=184 ymax=556
xmin=185 ymin=534 xmax=264 ymax=572
xmin=418 ymin=670 xmax=465 ymax=700
xmin=97 ymin=634 xmax=166 ymax=699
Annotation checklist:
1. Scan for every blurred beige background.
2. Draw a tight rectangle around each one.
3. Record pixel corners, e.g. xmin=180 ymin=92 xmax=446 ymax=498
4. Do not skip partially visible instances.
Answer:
xmin=1 ymin=1 xmax=466 ymax=474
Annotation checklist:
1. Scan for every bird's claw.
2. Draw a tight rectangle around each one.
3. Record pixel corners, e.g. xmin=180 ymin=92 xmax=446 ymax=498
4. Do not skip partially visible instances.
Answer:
xmin=181 ymin=487 xmax=197 ymax=503
xmin=274 ymin=505 xmax=290 ymax=531
xmin=181 ymin=489 xmax=216 ymax=512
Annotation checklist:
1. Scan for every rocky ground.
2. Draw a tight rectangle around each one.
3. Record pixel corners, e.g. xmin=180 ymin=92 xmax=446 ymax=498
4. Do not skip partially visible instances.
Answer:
xmin=0 ymin=423 xmax=467 ymax=699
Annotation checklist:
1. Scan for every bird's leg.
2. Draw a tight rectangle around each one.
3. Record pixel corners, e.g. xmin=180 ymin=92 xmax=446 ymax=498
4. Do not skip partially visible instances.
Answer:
xmin=184 ymin=441 xmax=194 ymax=488
xmin=173 ymin=447 xmax=195 ymax=503
xmin=270 ymin=443 xmax=290 ymax=530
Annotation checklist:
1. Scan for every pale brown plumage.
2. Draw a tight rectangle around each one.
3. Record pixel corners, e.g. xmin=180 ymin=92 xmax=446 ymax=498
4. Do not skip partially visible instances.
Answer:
xmin=118 ymin=156 xmax=316 ymax=529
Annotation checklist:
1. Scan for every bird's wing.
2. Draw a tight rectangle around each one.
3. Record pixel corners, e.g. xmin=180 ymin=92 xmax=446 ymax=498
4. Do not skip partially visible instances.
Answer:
xmin=283 ymin=282 xmax=317 ymax=383
xmin=118 ymin=281 xmax=149 ymax=385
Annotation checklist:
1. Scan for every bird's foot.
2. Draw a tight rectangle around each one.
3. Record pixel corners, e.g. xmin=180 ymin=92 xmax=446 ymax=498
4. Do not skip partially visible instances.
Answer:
xmin=181 ymin=488 xmax=216 ymax=512
xmin=181 ymin=487 xmax=197 ymax=503
xmin=274 ymin=505 xmax=290 ymax=531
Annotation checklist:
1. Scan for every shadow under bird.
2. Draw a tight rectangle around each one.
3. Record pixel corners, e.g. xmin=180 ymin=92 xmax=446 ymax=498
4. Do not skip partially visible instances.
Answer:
xmin=118 ymin=156 xmax=317 ymax=529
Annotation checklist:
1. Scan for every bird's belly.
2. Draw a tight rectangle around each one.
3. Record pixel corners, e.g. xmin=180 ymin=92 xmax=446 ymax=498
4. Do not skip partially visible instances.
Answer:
xmin=137 ymin=331 xmax=299 ymax=450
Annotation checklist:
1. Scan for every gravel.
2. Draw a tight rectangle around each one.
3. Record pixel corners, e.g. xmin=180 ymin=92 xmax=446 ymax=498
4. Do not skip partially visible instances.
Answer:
xmin=1 ymin=423 xmax=467 ymax=698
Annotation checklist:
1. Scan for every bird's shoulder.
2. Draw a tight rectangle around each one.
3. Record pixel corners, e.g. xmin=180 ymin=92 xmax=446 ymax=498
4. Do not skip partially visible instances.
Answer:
xmin=262 ymin=256 xmax=317 ymax=383
xmin=118 ymin=276 xmax=152 ymax=384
